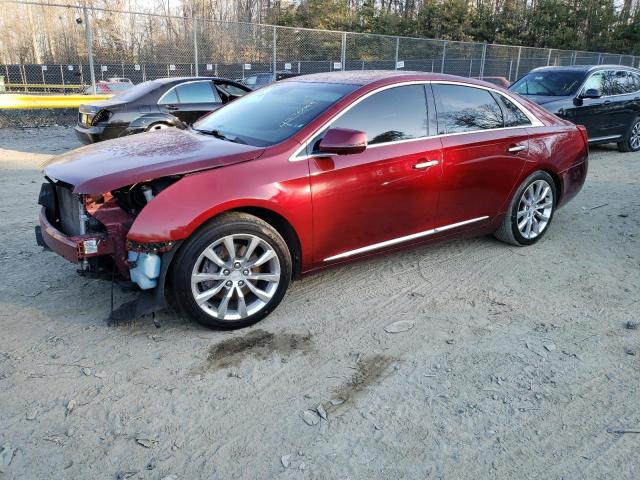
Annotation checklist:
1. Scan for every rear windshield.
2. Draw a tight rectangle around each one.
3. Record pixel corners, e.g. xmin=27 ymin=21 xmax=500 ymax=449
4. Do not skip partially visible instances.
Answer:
xmin=108 ymin=80 xmax=162 ymax=101
xmin=193 ymin=81 xmax=357 ymax=147
xmin=510 ymin=71 xmax=586 ymax=96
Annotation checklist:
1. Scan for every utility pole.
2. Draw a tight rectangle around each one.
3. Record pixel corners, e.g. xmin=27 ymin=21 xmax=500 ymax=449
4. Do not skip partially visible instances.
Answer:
xmin=82 ymin=6 xmax=96 ymax=94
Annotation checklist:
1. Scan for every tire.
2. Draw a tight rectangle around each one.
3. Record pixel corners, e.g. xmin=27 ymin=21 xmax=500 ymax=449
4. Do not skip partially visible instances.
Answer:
xmin=494 ymin=171 xmax=557 ymax=246
xmin=146 ymin=122 xmax=171 ymax=132
xmin=617 ymin=117 xmax=640 ymax=152
xmin=170 ymin=212 xmax=292 ymax=329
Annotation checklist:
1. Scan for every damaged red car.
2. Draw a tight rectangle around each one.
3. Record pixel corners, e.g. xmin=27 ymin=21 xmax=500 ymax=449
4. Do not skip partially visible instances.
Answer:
xmin=37 ymin=71 xmax=588 ymax=329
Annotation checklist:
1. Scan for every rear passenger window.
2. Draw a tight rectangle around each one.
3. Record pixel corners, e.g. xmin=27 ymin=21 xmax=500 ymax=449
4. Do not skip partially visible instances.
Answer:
xmin=328 ymin=85 xmax=428 ymax=145
xmin=493 ymin=93 xmax=531 ymax=127
xmin=158 ymin=88 xmax=178 ymax=104
xmin=612 ymin=71 xmax=639 ymax=95
xmin=433 ymin=84 xmax=503 ymax=134
xmin=175 ymin=81 xmax=220 ymax=103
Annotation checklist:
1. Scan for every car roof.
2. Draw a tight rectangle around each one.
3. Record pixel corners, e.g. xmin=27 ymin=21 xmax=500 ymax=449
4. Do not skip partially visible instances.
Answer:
xmin=530 ymin=65 xmax=640 ymax=74
xmin=283 ymin=70 xmax=498 ymax=88
xmin=149 ymin=76 xmax=233 ymax=85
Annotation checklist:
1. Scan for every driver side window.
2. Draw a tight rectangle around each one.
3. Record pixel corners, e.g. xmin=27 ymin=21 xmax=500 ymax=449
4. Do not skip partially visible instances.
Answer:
xmin=310 ymin=84 xmax=428 ymax=153
xmin=582 ymin=71 xmax=613 ymax=96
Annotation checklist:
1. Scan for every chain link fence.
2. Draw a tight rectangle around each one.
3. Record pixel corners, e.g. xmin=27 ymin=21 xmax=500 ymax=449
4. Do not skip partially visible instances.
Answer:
xmin=1 ymin=0 xmax=639 ymax=94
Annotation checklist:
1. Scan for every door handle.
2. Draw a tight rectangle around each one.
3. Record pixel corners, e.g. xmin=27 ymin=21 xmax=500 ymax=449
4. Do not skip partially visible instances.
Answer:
xmin=412 ymin=160 xmax=439 ymax=170
xmin=604 ymin=100 xmax=611 ymax=105
xmin=507 ymin=145 xmax=527 ymax=153
xmin=165 ymin=104 xmax=179 ymax=111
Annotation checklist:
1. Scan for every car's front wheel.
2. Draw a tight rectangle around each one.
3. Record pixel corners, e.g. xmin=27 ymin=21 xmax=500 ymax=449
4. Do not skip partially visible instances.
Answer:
xmin=617 ymin=117 xmax=640 ymax=152
xmin=494 ymin=171 xmax=556 ymax=246
xmin=171 ymin=213 xmax=292 ymax=329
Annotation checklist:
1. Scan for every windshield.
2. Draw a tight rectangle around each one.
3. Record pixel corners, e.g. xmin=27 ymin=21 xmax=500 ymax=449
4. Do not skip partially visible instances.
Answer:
xmin=193 ymin=81 xmax=357 ymax=147
xmin=109 ymin=80 xmax=162 ymax=101
xmin=510 ymin=71 xmax=586 ymax=96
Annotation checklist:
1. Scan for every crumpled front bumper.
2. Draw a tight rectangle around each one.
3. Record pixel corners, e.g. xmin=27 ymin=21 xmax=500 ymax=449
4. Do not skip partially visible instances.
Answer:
xmin=36 ymin=206 xmax=113 ymax=263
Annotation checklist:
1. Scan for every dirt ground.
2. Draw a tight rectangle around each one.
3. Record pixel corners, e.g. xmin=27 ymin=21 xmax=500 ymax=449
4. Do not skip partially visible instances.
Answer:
xmin=0 ymin=126 xmax=639 ymax=480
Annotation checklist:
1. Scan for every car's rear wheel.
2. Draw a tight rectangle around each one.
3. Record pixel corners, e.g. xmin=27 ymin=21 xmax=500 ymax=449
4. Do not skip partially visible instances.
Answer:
xmin=494 ymin=171 xmax=556 ymax=246
xmin=147 ymin=122 xmax=171 ymax=132
xmin=617 ymin=118 xmax=640 ymax=152
xmin=171 ymin=212 xmax=292 ymax=329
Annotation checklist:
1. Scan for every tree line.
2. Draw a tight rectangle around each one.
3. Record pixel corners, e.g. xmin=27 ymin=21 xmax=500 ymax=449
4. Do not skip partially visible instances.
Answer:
xmin=1 ymin=0 xmax=638 ymax=65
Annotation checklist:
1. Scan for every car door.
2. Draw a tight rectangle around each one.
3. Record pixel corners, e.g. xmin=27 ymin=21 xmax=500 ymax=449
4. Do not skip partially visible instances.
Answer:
xmin=306 ymin=84 xmax=443 ymax=263
xmin=606 ymin=70 xmax=640 ymax=136
xmin=569 ymin=70 xmax=617 ymax=139
xmin=431 ymin=83 xmax=531 ymax=226
xmin=158 ymin=80 xmax=222 ymax=124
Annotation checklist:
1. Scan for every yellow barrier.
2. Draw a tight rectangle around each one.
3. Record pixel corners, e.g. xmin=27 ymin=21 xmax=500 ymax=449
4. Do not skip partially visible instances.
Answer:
xmin=0 ymin=94 xmax=113 ymax=109
xmin=6 ymin=83 xmax=84 ymax=90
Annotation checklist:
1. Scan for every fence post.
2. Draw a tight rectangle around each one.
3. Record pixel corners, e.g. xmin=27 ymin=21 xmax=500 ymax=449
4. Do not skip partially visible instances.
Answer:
xmin=514 ymin=46 xmax=522 ymax=81
xmin=468 ymin=59 xmax=472 ymax=77
xmin=441 ymin=41 xmax=447 ymax=73
xmin=394 ymin=36 xmax=400 ymax=70
xmin=480 ymin=42 xmax=487 ymax=78
xmin=82 ymin=7 xmax=96 ymax=94
xmin=272 ymin=26 xmax=277 ymax=73
xmin=193 ymin=18 xmax=199 ymax=76
xmin=341 ymin=32 xmax=347 ymax=70
xmin=547 ymin=49 xmax=552 ymax=66
xmin=619 ymin=54 xmax=623 ymax=65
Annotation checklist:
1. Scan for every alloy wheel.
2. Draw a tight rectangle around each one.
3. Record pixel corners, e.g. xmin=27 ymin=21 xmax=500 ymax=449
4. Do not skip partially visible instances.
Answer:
xmin=630 ymin=121 xmax=640 ymax=151
xmin=516 ymin=179 xmax=554 ymax=240
xmin=190 ymin=234 xmax=281 ymax=321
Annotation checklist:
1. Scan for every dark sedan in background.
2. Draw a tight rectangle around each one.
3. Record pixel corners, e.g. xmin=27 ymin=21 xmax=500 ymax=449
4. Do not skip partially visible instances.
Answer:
xmin=75 ymin=77 xmax=250 ymax=143
xmin=510 ymin=65 xmax=640 ymax=151
xmin=242 ymin=71 xmax=298 ymax=90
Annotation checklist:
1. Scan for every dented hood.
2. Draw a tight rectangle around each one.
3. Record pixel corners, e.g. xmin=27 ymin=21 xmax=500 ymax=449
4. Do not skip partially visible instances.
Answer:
xmin=42 ymin=127 xmax=265 ymax=194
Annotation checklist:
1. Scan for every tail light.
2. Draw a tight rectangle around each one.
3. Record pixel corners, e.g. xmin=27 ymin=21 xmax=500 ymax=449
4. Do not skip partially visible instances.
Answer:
xmin=91 ymin=109 xmax=112 ymax=125
xmin=577 ymin=125 xmax=589 ymax=149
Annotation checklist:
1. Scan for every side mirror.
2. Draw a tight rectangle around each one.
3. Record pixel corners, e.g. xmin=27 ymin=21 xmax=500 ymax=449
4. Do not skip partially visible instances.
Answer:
xmin=318 ymin=128 xmax=367 ymax=155
xmin=581 ymin=88 xmax=602 ymax=99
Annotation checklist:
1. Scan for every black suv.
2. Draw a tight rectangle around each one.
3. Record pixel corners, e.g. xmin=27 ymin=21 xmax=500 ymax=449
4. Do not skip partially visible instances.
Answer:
xmin=510 ymin=65 xmax=640 ymax=151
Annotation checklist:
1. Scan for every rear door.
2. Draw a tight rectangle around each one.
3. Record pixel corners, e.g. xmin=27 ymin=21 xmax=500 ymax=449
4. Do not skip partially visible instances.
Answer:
xmin=606 ymin=70 xmax=640 ymax=137
xmin=158 ymin=80 xmax=223 ymax=123
xmin=431 ymin=83 xmax=532 ymax=226
xmin=307 ymin=84 xmax=443 ymax=263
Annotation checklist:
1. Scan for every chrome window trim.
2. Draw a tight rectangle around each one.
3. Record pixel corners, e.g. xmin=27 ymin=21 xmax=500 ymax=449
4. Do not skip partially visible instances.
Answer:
xmin=157 ymin=79 xmax=218 ymax=105
xmin=289 ymin=80 xmax=542 ymax=162
xmin=323 ymin=216 xmax=489 ymax=262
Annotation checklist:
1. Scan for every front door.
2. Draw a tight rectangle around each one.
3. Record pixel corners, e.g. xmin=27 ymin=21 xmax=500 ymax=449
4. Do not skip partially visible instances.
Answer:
xmin=308 ymin=84 xmax=443 ymax=264
xmin=431 ymin=83 xmax=531 ymax=227
xmin=568 ymin=70 xmax=617 ymax=140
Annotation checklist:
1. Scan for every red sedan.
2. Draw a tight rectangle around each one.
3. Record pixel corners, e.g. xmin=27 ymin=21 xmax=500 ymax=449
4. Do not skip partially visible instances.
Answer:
xmin=37 ymin=71 xmax=588 ymax=329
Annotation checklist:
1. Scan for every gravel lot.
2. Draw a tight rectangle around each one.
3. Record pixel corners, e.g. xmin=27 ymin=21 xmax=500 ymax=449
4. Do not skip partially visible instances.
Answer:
xmin=0 ymin=126 xmax=639 ymax=480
